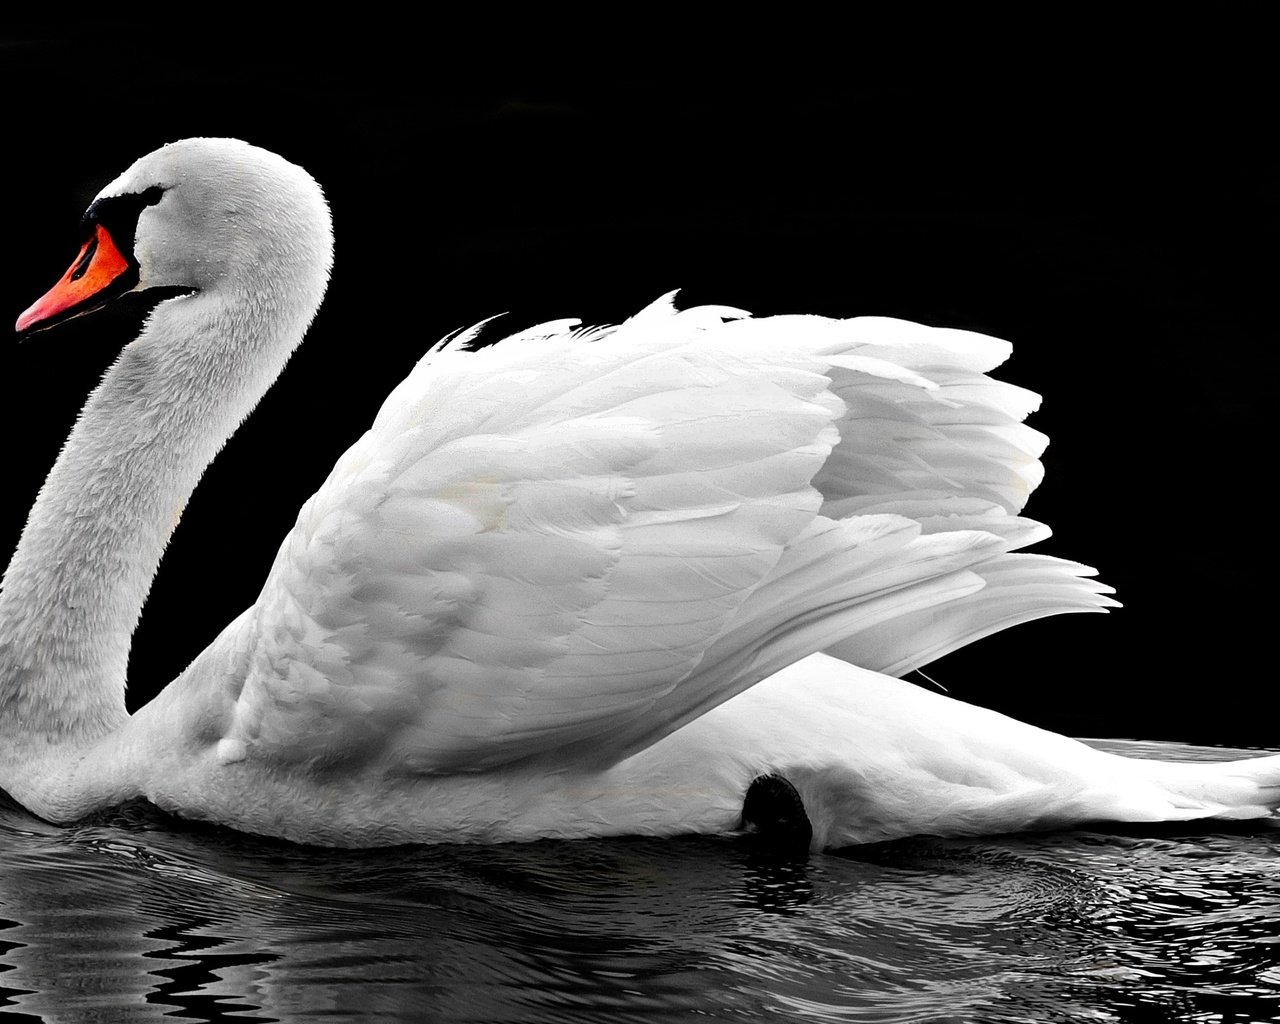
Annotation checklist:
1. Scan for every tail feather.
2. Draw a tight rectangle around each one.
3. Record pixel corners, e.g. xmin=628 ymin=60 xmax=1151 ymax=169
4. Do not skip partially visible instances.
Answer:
xmin=709 ymin=658 xmax=1280 ymax=847
xmin=1126 ymin=754 xmax=1280 ymax=822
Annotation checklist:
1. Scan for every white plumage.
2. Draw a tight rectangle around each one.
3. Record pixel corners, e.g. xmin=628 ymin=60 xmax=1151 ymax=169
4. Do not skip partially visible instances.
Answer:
xmin=0 ymin=138 xmax=1275 ymax=848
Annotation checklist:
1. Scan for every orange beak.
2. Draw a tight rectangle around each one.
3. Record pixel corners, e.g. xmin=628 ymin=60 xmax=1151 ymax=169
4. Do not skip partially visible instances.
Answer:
xmin=15 ymin=223 xmax=132 ymax=334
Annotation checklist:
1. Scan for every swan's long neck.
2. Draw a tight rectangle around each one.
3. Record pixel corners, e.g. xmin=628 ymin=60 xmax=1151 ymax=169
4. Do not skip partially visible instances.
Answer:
xmin=0 ymin=243 xmax=329 ymax=746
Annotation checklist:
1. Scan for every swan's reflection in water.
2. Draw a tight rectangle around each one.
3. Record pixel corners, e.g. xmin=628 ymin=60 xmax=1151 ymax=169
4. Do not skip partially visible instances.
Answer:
xmin=2 ymin=741 xmax=1280 ymax=1023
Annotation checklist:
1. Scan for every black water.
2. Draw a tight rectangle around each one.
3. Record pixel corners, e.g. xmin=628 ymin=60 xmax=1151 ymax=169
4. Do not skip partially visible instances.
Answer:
xmin=2 ymin=740 xmax=1278 ymax=1023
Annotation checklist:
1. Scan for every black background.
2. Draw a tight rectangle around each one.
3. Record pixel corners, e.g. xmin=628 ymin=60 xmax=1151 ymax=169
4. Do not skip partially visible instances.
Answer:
xmin=0 ymin=27 xmax=1272 ymax=744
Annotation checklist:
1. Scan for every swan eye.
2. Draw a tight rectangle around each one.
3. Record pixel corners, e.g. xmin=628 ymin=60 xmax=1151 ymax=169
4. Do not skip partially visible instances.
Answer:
xmin=82 ymin=185 xmax=167 ymax=239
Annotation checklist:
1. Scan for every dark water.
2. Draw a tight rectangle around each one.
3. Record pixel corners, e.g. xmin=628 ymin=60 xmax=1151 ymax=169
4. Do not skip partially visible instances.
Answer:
xmin=2 ymin=741 xmax=1278 ymax=1023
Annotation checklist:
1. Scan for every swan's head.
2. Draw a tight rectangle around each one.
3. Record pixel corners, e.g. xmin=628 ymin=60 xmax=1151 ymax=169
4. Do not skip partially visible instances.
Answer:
xmin=16 ymin=138 xmax=333 ymax=335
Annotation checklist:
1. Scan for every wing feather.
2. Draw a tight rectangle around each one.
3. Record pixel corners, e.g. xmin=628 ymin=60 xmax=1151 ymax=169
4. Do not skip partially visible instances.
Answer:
xmin=213 ymin=311 xmax=857 ymax=771
xmin=179 ymin=301 xmax=1109 ymax=777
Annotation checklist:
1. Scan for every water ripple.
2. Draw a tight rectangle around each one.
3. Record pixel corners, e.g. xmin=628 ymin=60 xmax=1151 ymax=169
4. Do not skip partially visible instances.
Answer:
xmin=2 ymin=742 xmax=1280 ymax=1022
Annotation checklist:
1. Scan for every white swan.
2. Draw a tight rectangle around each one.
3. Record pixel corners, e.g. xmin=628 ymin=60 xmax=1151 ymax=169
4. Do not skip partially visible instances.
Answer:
xmin=2 ymin=138 xmax=1276 ymax=849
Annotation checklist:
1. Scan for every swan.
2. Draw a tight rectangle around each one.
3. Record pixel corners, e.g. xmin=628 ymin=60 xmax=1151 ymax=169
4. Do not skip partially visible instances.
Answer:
xmin=2 ymin=137 xmax=1276 ymax=849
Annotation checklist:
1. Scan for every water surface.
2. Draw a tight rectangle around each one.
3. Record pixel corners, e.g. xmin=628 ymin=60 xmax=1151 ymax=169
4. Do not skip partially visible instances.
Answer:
xmin=2 ymin=740 xmax=1278 ymax=1023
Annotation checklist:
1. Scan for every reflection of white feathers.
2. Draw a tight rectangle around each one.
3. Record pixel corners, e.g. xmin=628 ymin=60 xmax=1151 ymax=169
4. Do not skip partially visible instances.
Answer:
xmin=2 ymin=139 xmax=1276 ymax=849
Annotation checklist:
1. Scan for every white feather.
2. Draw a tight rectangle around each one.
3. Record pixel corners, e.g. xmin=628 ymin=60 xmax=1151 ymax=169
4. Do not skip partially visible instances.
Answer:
xmin=2 ymin=138 xmax=1273 ymax=850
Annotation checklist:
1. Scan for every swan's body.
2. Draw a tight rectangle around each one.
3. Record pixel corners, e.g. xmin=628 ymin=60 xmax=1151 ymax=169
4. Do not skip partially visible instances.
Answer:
xmin=1 ymin=138 xmax=1276 ymax=848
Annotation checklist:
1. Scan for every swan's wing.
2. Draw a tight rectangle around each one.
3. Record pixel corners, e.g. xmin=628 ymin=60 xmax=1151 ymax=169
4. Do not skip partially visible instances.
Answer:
xmin=175 ymin=298 xmax=1107 ymax=775
xmin=197 ymin=299 xmax=857 ymax=772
